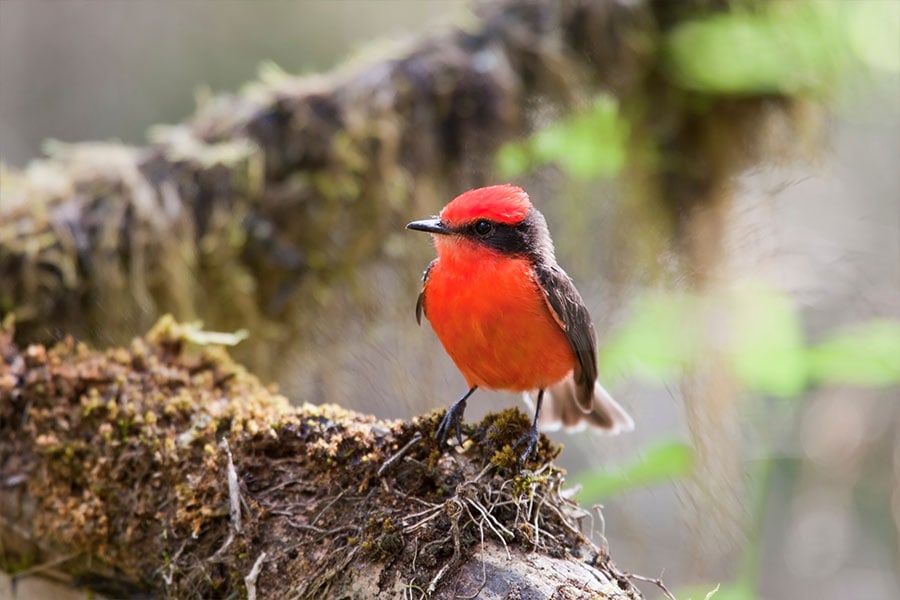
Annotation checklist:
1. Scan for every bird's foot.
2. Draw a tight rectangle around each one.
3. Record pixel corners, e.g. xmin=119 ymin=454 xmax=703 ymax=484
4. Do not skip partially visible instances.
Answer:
xmin=435 ymin=398 xmax=468 ymax=448
xmin=513 ymin=424 xmax=541 ymax=465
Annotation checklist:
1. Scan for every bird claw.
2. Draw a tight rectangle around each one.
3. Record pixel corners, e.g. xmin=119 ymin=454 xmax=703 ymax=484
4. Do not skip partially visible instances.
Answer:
xmin=513 ymin=425 xmax=540 ymax=465
xmin=435 ymin=399 xmax=467 ymax=448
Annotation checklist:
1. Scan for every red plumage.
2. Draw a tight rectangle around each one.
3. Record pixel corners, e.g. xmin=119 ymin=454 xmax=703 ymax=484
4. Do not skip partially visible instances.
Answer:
xmin=407 ymin=185 xmax=633 ymax=462
xmin=439 ymin=184 xmax=532 ymax=227
xmin=424 ymin=244 xmax=574 ymax=391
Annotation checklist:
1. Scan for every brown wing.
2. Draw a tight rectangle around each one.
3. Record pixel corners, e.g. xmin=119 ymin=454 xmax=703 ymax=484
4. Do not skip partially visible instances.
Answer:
xmin=416 ymin=259 xmax=437 ymax=325
xmin=533 ymin=263 xmax=598 ymax=412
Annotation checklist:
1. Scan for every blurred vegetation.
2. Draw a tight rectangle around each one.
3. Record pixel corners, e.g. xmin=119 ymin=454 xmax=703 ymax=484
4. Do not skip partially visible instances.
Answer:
xmin=496 ymin=1 xmax=898 ymax=180
xmin=494 ymin=1 xmax=900 ymax=598
xmin=496 ymin=96 xmax=629 ymax=180
xmin=599 ymin=285 xmax=900 ymax=394
xmin=664 ymin=1 xmax=850 ymax=95
xmin=576 ymin=438 xmax=694 ymax=501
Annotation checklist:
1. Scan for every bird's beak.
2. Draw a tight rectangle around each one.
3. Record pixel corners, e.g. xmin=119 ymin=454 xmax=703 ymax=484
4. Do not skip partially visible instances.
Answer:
xmin=406 ymin=218 xmax=452 ymax=235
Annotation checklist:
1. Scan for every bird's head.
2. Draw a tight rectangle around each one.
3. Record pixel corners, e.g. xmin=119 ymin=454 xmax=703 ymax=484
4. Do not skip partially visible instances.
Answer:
xmin=406 ymin=184 xmax=554 ymax=263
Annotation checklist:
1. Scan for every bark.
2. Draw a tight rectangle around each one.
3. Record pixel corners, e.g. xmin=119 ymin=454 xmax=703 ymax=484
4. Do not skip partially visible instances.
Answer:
xmin=0 ymin=317 xmax=640 ymax=599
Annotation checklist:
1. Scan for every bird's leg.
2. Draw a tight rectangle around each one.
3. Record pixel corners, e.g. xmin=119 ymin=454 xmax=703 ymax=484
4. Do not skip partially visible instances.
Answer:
xmin=435 ymin=386 xmax=477 ymax=448
xmin=514 ymin=388 xmax=544 ymax=464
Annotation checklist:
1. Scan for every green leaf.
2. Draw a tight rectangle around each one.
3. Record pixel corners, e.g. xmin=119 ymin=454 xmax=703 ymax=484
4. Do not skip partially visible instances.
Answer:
xmin=730 ymin=283 xmax=807 ymax=397
xmin=575 ymin=439 xmax=693 ymax=501
xmin=532 ymin=96 xmax=628 ymax=180
xmin=493 ymin=95 xmax=628 ymax=180
xmin=808 ymin=320 xmax=900 ymax=386
xmin=599 ymin=285 xmax=899 ymax=394
xmin=599 ymin=291 xmax=699 ymax=386
xmin=494 ymin=143 xmax=530 ymax=178
xmin=665 ymin=1 xmax=849 ymax=94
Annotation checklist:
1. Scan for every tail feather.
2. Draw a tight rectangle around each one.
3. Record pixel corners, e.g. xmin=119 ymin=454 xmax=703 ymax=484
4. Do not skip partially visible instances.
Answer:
xmin=523 ymin=376 xmax=634 ymax=434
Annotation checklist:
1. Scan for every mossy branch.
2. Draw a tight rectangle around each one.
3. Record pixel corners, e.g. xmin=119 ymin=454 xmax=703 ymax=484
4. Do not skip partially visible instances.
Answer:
xmin=0 ymin=317 xmax=641 ymax=598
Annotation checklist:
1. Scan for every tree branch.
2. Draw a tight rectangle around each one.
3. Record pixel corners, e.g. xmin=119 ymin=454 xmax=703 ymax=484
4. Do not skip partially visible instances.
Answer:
xmin=0 ymin=317 xmax=641 ymax=598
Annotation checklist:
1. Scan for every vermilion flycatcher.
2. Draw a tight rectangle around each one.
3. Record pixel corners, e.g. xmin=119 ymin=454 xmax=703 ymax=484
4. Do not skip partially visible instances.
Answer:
xmin=407 ymin=184 xmax=634 ymax=463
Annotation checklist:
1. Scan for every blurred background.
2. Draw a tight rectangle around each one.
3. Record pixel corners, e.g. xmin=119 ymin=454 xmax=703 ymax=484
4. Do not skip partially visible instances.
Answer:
xmin=1 ymin=1 xmax=898 ymax=599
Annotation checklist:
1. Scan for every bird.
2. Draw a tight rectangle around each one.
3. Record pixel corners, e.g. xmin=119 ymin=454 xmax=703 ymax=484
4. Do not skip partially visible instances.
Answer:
xmin=406 ymin=184 xmax=634 ymax=464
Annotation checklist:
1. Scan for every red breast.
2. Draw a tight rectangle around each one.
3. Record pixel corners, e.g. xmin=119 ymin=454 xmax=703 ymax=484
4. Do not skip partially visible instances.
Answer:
xmin=423 ymin=237 xmax=576 ymax=391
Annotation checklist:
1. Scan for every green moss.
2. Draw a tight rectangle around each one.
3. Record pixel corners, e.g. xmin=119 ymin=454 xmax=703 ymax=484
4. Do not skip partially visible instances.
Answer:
xmin=490 ymin=445 xmax=519 ymax=470
xmin=2 ymin=317 xmax=604 ymax=597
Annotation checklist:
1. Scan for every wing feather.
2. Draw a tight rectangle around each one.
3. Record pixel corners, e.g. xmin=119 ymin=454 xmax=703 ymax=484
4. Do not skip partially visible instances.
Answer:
xmin=533 ymin=264 xmax=598 ymax=412
xmin=416 ymin=259 xmax=437 ymax=325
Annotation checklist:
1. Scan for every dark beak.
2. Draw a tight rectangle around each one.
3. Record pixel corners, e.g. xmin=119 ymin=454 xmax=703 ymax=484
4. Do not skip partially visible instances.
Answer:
xmin=406 ymin=218 xmax=451 ymax=235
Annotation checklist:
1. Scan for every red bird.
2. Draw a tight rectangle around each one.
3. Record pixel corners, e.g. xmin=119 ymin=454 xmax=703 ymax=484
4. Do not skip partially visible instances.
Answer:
xmin=407 ymin=184 xmax=633 ymax=463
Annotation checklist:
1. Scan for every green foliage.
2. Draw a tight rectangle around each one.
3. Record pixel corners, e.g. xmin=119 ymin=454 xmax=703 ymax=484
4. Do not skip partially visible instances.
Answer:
xmin=592 ymin=285 xmax=899 ymax=598
xmin=495 ymin=2 xmax=898 ymax=182
xmin=808 ymin=319 xmax=900 ymax=386
xmin=574 ymin=439 xmax=693 ymax=501
xmin=495 ymin=96 xmax=628 ymax=180
xmin=598 ymin=291 xmax=700 ymax=385
xmin=664 ymin=1 xmax=850 ymax=94
xmin=599 ymin=282 xmax=900 ymax=395
xmin=730 ymin=282 xmax=806 ymax=396
xmin=664 ymin=0 xmax=900 ymax=94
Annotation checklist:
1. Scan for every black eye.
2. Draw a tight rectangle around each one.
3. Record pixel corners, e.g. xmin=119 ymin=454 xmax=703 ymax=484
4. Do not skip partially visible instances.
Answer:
xmin=473 ymin=220 xmax=494 ymax=236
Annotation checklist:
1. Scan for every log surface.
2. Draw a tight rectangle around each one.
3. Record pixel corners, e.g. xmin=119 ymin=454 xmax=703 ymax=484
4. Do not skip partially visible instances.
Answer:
xmin=0 ymin=318 xmax=641 ymax=598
